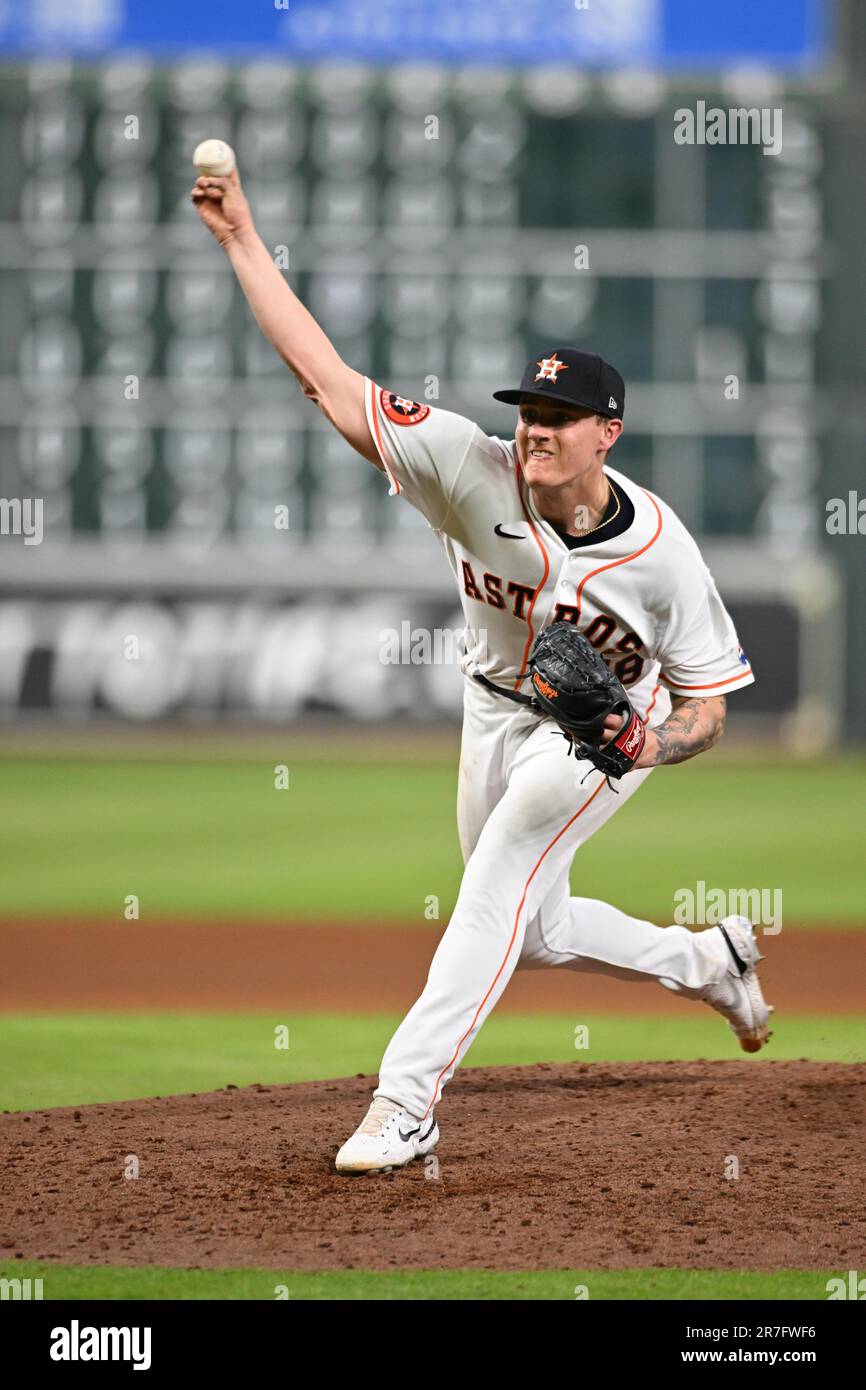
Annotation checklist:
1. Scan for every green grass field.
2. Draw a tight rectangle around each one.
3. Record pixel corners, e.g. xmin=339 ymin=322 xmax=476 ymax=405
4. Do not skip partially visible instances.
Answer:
xmin=0 ymin=1261 xmax=839 ymax=1301
xmin=1 ymin=746 xmax=862 ymax=1300
xmin=1 ymin=1010 xmax=864 ymax=1113
xmin=0 ymin=752 xmax=862 ymax=923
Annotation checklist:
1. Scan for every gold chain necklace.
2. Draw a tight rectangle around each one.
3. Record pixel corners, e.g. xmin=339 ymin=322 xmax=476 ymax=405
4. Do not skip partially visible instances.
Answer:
xmin=570 ymin=478 xmax=621 ymax=538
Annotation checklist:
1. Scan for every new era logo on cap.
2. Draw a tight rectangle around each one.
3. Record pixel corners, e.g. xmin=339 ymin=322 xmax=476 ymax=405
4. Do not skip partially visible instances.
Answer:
xmin=492 ymin=347 xmax=625 ymax=419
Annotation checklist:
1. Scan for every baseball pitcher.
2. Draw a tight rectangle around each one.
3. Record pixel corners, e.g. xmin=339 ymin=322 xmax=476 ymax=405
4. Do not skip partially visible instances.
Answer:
xmin=193 ymin=165 xmax=773 ymax=1176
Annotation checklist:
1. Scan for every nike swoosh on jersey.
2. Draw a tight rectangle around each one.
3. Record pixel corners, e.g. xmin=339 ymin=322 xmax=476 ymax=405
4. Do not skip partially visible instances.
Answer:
xmin=494 ymin=523 xmax=525 ymax=539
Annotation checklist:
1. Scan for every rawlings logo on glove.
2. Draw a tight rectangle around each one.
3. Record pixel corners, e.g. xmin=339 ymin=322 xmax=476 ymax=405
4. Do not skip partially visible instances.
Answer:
xmin=528 ymin=622 xmax=646 ymax=785
xmin=532 ymin=673 xmax=559 ymax=702
xmin=615 ymin=712 xmax=645 ymax=759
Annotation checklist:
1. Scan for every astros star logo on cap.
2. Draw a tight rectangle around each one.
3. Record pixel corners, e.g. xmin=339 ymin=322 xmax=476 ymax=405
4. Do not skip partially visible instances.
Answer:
xmin=534 ymin=353 xmax=569 ymax=384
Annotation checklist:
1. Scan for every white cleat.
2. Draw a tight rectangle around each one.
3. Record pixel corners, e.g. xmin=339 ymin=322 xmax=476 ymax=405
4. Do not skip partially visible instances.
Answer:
xmin=702 ymin=916 xmax=774 ymax=1053
xmin=335 ymin=1095 xmax=439 ymax=1175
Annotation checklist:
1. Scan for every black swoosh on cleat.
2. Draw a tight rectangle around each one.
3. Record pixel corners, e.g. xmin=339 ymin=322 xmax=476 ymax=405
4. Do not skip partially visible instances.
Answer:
xmin=398 ymin=1124 xmax=421 ymax=1142
xmin=494 ymin=523 xmax=524 ymax=539
xmin=719 ymin=924 xmax=750 ymax=976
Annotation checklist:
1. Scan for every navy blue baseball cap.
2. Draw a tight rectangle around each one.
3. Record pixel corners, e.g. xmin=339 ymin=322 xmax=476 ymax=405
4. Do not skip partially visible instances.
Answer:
xmin=493 ymin=348 xmax=625 ymax=419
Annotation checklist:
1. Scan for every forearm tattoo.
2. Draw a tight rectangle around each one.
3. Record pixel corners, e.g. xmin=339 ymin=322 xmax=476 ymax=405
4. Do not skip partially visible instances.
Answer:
xmin=652 ymin=696 xmax=726 ymax=766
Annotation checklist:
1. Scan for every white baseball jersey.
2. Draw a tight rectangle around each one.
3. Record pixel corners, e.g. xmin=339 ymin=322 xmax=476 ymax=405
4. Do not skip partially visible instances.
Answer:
xmin=365 ymin=379 xmax=755 ymax=723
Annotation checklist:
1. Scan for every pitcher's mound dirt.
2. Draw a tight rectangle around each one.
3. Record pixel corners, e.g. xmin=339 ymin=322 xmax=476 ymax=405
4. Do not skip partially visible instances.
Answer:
xmin=2 ymin=1061 xmax=864 ymax=1272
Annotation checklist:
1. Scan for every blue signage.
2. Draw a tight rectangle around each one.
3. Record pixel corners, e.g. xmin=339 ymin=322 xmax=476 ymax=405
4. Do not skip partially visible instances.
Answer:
xmin=0 ymin=0 xmax=831 ymax=72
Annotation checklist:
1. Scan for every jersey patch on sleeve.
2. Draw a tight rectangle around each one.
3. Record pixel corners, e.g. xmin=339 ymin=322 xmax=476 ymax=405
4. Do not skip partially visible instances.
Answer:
xmin=380 ymin=389 xmax=431 ymax=427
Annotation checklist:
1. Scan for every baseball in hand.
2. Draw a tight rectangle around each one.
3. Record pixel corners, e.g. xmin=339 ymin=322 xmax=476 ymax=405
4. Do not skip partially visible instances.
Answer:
xmin=192 ymin=139 xmax=236 ymax=177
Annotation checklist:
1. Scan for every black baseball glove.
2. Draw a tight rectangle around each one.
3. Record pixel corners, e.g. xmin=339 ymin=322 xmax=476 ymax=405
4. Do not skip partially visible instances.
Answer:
xmin=527 ymin=621 xmax=646 ymax=783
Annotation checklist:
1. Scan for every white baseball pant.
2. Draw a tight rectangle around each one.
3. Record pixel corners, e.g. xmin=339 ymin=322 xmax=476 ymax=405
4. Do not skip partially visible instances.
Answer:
xmin=374 ymin=675 xmax=730 ymax=1121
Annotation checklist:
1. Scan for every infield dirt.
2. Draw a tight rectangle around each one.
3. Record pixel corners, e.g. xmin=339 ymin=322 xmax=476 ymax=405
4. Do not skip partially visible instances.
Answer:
xmin=2 ymin=1061 xmax=864 ymax=1272
xmin=1 ymin=920 xmax=863 ymax=1012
